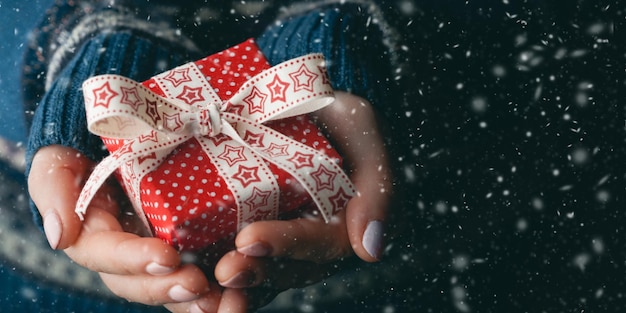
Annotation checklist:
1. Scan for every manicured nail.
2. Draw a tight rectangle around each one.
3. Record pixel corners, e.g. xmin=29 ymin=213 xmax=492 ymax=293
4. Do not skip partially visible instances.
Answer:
xmin=237 ymin=242 xmax=271 ymax=257
xmin=191 ymin=297 xmax=219 ymax=313
xmin=168 ymin=285 xmax=199 ymax=302
xmin=220 ymin=271 xmax=255 ymax=288
xmin=362 ymin=220 xmax=384 ymax=260
xmin=189 ymin=302 xmax=207 ymax=313
xmin=145 ymin=262 xmax=175 ymax=276
xmin=43 ymin=212 xmax=62 ymax=249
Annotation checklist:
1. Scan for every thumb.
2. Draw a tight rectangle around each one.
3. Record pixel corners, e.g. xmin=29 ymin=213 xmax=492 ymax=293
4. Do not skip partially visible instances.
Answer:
xmin=343 ymin=118 xmax=391 ymax=262
xmin=312 ymin=91 xmax=391 ymax=262
xmin=28 ymin=145 xmax=95 ymax=249
xmin=345 ymin=161 xmax=391 ymax=262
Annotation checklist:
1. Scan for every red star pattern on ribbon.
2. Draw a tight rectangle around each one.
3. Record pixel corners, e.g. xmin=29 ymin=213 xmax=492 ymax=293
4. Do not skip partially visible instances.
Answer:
xmin=328 ymin=187 xmax=352 ymax=214
xmin=137 ymin=152 xmax=158 ymax=164
xmin=163 ymin=68 xmax=192 ymax=87
xmin=120 ymin=86 xmax=144 ymax=111
xmin=138 ymin=130 xmax=159 ymax=143
xmin=289 ymin=64 xmax=317 ymax=92
xmin=163 ymin=112 xmax=184 ymax=133
xmin=93 ymin=82 xmax=118 ymax=108
xmin=263 ymin=142 xmax=290 ymax=158
xmin=318 ymin=65 xmax=331 ymax=86
xmin=218 ymin=145 xmax=247 ymax=166
xmin=209 ymin=133 xmax=231 ymax=147
xmin=287 ymin=151 xmax=315 ymax=169
xmin=145 ymin=99 xmax=161 ymax=124
xmin=176 ymin=86 xmax=205 ymax=105
xmin=232 ymin=165 xmax=261 ymax=188
xmin=311 ymin=164 xmax=336 ymax=191
xmin=245 ymin=206 xmax=274 ymax=224
xmin=228 ymin=103 xmax=245 ymax=116
xmin=266 ymin=74 xmax=289 ymax=103
xmin=243 ymin=86 xmax=267 ymax=114
xmin=243 ymin=130 xmax=265 ymax=148
xmin=243 ymin=187 xmax=272 ymax=211
xmin=113 ymin=142 xmax=134 ymax=159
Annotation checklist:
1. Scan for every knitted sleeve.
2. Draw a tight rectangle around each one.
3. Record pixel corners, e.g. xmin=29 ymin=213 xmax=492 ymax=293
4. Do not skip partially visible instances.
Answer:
xmin=25 ymin=31 xmax=196 ymax=227
xmin=255 ymin=1 xmax=403 ymax=113
xmin=255 ymin=1 xmax=412 ymax=247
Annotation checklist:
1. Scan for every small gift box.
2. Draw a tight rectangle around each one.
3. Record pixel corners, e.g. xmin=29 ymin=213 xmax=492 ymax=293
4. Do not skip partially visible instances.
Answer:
xmin=76 ymin=39 xmax=355 ymax=254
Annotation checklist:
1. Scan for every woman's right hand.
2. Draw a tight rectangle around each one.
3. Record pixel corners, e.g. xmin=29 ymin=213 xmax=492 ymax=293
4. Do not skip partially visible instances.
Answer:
xmin=28 ymin=145 xmax=224 ymax=313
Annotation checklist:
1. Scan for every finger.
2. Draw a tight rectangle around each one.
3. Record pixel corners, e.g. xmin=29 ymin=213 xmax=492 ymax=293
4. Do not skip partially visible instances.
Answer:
xmin=217 ymin=288 xmax=248 ymax=313
xmin=215 ymin=251 xmax=338 ymax=290
xmin=214 ymin=251 xmax=261 ymax=288
xmin=345 ymin=161 xmax=391 ymax=262
xmin=313 ymin=92 xmax=391 ymax=261
xmin=28 ymin=145 xmax=98 ymax=249
xmin=164 ymin=290 xmax=222 ymax=313
xmin=100 ymin=264 xmax=212 ymax=306
xmin=63 ymin=206 xmax=181 ymax=275
xmin=234 ymin=211 xmax=352 ymax=263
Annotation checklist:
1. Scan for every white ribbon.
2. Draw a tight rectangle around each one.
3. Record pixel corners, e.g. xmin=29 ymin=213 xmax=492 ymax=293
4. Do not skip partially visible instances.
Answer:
xmin=76 ymin=53 xmax=355 ymax=235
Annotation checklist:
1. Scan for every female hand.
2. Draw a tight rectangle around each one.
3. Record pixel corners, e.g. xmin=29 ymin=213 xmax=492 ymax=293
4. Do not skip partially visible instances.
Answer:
xmin=213 ymin=91 xmax=392 ymax=310
xmin=28 ymin=146 xmax=224 ymax=313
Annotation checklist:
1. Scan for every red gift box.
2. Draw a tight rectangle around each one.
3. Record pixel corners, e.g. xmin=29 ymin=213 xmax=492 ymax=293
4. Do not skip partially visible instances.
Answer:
xmin=77 ymin=39 xmax=355 ymax=253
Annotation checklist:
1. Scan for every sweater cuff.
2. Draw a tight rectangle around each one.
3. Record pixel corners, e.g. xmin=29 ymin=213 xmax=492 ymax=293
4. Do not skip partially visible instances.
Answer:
xmin=26 ymin=31 xmax=194 ymax=228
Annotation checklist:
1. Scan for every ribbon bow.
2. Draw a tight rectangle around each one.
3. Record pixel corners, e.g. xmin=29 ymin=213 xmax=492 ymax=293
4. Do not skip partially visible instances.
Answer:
xmin=76 ymin=53 xmax=355 ymax=235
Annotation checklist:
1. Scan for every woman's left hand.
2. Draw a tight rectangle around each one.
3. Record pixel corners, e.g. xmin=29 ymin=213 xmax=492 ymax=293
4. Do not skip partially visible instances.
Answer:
xmin=213 ymin=91 xmax=392 ymax=311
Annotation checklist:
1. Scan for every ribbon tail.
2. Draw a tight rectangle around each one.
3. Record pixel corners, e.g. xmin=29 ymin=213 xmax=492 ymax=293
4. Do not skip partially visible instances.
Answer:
xmin=75 ymin=132 xmax=184 ymax=223
xmin=75 ymin=149 xmax=129 ymax=220
xmin=222 ymin=114 xmax=356 ymax=222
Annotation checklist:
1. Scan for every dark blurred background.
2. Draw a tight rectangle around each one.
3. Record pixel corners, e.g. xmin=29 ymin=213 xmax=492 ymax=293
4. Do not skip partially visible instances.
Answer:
xmin=0 ymin=1 xmax=622 ymax=312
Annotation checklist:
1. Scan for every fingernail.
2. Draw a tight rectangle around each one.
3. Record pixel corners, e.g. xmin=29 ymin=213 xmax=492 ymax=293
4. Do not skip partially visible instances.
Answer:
xmin=168 ymin=285 xmax=199 ymax=302
xmin=220 ymin=271 xmax=255 ymax=288
xmin=145 ymin=262 xmax=175 ymax=276
xmin=362 ymin=220 xmax=384 ymax=260
xmin=237 ymin=242 xmax=271 ymax=257
xmin=43 ymin=212 xmax=62 ymax=250
xmin=189 ymin=302 xmax=207 ymax=313
xmin=191 ymin=297 xmax=219 ymax=313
